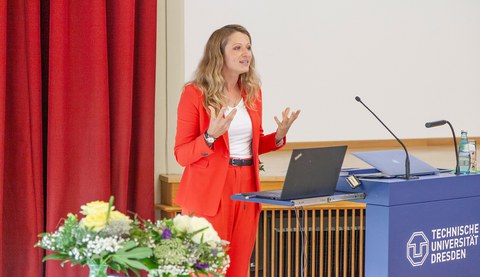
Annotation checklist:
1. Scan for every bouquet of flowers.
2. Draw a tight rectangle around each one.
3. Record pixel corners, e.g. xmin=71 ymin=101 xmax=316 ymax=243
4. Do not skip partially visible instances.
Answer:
xmin=134 ymin=214 xmax=230 ymax=277
xmin=35 ymin=196 xmax=152 ymax=277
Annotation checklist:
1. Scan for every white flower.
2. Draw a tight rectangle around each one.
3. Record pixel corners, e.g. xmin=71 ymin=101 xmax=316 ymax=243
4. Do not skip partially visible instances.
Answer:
xmin=172 ymin=214 xmax=192 ymax=232
xmin=172 ymin=215 xmax=221 ymax=244
xmin=86 ymin=236 xmax=125 ymax=255
xmin=187 ymin=216 xmax=221 ymax=244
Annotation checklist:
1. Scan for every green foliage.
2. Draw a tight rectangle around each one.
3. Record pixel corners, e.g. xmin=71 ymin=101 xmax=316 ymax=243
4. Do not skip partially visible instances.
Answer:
xmin=35 ymin=197 xmax=231 ymax=276
xmin=259 ymin=161 xmax=265 ymax=172
xmin=35 ymin=197 xmax=153 ymax=276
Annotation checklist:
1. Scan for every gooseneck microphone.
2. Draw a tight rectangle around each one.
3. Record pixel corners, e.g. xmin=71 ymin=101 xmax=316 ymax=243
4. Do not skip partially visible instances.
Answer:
xmin=425 ymin=120 xmax=459 ymax=175
xmin=425 ymin=120 xmax=448 ymax=128
xmin=355 ymin=96 xmax=416 ymax=179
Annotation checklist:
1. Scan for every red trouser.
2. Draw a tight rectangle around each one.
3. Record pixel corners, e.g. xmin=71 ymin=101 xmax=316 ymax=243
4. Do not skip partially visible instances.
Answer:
xmin=183 ymin=164 xmax=260 ymax=277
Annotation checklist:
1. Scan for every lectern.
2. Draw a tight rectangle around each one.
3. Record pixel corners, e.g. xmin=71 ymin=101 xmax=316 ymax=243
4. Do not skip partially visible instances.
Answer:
xmin=232 ymin=170 xmax=480 ymax=276
xmin=337 ymin=170 xmax=480 ymax=276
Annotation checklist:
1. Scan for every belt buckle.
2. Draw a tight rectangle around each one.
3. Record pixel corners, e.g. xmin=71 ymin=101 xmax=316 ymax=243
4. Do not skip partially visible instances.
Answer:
xmin=230 ymin=158 xmax=251 ymax=166
xmin=231 ymin=158 xmax=243 ymax=166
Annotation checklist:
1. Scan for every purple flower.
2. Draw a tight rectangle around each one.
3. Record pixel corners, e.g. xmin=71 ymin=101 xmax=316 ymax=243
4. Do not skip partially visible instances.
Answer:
xmin=162 ymin=228 xmax=172 ymax=239
xmin=195 ymin=260 xmax=209 ymax=270
xmin=212 ymin=248 xmax=218 ymax=256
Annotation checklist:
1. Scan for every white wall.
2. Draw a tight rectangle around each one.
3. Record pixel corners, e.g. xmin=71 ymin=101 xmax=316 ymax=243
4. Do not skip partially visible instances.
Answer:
xmin=183 ymin=0 xmax=480 ymax=142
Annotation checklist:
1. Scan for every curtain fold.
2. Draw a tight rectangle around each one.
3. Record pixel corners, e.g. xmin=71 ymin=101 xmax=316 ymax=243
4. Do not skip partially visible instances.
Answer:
xmin=1 ymin=0 xmax=156 ymax=276
xmin=46 ymin=1 xmax=112 ymax=275
xmin=1 ymin=0 xmax=44 ymax=276
xmin=105 ymin=0 xmax=156 ymax=217
xmin=46 ymin=1 xmax=156 ymax=276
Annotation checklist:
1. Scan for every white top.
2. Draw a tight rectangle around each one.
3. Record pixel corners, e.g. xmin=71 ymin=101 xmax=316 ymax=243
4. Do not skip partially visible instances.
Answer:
xmin=224 ymin=99 xmax=253 ymax=159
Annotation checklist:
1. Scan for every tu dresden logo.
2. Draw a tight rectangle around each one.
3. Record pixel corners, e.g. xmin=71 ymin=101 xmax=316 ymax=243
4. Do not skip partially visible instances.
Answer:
xmin=407 ymin=231 xmax=429 ymax=266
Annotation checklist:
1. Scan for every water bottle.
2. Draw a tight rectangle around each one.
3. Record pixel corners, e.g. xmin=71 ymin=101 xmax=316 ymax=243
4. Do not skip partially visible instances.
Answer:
xmin=458 ymin=130 xmax=471 ymax=174
xmin=469 ymin=140 xmax=477 ymax=173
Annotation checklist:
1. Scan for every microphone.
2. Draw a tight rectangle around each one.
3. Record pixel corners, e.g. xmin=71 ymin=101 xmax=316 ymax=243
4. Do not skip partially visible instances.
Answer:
xmin=355 ymin=96 xmax=417 ymax=179
xmin=425 ymin=120 xmax=447 ymax=128
xmin=425 ymin=120 xmax=460 ymax=175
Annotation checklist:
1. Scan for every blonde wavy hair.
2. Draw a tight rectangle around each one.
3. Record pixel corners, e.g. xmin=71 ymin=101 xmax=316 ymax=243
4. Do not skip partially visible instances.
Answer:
xmin=191 ymin=24 xmax=261 ymax=113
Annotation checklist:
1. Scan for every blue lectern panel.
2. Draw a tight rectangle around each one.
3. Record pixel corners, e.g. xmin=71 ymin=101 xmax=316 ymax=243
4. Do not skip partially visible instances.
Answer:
xmin=368 ymin=196 xmax=480 ymax=276
xmin=365 ymin=205 xmax=390 ymax=276
xmin=339 ymin=171 xmax=480 ymax=276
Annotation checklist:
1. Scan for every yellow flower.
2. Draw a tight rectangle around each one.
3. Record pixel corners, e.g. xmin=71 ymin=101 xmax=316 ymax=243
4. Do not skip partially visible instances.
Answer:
xmin=81 ymin=211 xmax=109 ymax=232
xmin=80 ymin=201 xmax=112 ymax=216
xmin=79 ymin=200 xmax=130 ymax=232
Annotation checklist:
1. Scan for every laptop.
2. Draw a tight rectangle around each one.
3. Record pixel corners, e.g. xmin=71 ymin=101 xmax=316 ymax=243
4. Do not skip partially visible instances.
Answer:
xmin=248 ymin=145 xmax=347 ymax=201
xmin=352 ymin=149 xmax=440 ymax=177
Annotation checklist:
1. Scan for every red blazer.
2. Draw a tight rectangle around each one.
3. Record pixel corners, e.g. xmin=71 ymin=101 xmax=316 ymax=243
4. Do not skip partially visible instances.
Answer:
xmin=174 ymin=84 xmax=285 ymax=216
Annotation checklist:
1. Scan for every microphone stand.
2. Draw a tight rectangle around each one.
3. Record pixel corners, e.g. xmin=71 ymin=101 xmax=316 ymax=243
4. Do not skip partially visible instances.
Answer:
xmin=425 ymin=120 xmax=460 ymax=175
xmin=446 ymin=122 xmax=460 ymax=175
xmin=355 ymin=96 xmax=416 ymax=180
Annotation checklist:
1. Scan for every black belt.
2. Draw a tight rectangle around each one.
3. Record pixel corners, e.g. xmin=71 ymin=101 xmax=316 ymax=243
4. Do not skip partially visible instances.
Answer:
xmin=229 ymin=158 xmax=253 ymax=166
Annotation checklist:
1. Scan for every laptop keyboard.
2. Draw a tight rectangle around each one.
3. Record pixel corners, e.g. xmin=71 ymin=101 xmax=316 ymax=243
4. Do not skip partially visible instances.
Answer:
xmin=253 ymin=189 xmax=282 ymax=199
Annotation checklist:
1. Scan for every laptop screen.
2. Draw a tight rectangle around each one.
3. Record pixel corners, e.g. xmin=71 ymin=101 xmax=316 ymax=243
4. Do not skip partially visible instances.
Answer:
xmin=352 ymin=150 xmax=440 ymax=176
xmin=279 ymin=145 xmax=347 ymax=200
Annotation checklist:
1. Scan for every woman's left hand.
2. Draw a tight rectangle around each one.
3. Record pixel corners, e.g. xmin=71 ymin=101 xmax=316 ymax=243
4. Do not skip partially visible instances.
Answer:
xmin=274 ymin=107 xmax=301 ymax=142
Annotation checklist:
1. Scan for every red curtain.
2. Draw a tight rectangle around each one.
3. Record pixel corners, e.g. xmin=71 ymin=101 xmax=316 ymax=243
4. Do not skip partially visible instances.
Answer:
xmin=1 ymin=1 xmax=44 ymax=276
xmin=1 ymin=0 xmax=156 ymax=276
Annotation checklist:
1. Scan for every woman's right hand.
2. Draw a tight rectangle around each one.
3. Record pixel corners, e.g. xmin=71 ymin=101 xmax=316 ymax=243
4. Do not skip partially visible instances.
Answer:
xmin=206 ymin=106 xmax=237 ymax=138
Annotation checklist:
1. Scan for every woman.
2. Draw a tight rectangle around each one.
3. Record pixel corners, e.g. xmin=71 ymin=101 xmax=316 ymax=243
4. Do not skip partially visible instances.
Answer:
xmin=174 ymin=24 xmax=300 ymax=276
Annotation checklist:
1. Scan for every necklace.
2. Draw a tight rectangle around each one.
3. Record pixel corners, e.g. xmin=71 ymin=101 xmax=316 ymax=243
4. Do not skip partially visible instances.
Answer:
xmin=228 ymin=94 xmax=242 ymax=107
xmin=226 ymin=84 xmax=242 ymax=107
